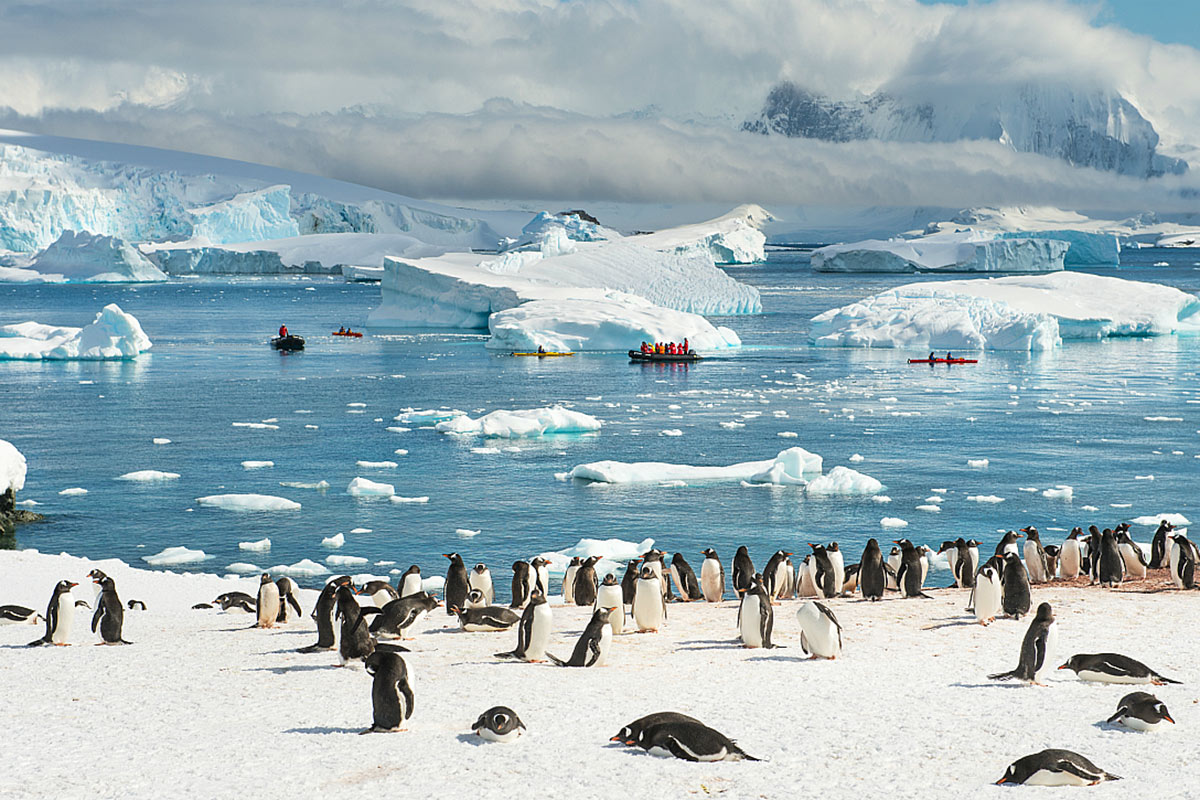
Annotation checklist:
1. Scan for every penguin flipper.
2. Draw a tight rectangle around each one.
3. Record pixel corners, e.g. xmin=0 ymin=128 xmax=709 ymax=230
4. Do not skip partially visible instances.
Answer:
xmin=1054 ymin=759 xmax=1115 ymax=783
xmin=26 ymin=637 xmax=48 ymax=647
xmin=987 ymin=669 xmax=1018 ymax=681
xmin=1105 ymin=706 xmax=1129 ymax=725
xmin=287 ymin=594 xmax=302 ymax=616
xmin=547 ymin=653 xmax=568 ymax=666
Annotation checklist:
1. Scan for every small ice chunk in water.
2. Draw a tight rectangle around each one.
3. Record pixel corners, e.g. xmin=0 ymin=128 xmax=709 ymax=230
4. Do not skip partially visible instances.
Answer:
xmin=719 ymin=421 xmax=745 ymax=429
xmin=270 ymin=559 xmax=329 ymax=577
xmin=232 ymin=422 xmax=279 ymax=430
xmin=390 ymin=495 xmax=430 ymax=504
xmin=880 ymin=517 xmax=908 ymax=528
xmin=143 ymin=546 xmax=211 ymax=565
xmin=456 ymin=528 xmax=481 ymax=538
xmin=916 ymin=505 xmax=941 ymax=512
xmin=872 ymin=496 xmax=892 ymax=503
xmin=471 ymin=447 xmax=501 ymax=454
xmin=1018 ymin=487 xmax=1038 ymax=493
xmin=239 ymin=538 xmax=271 ymax=552
xmin=117 ymin=470 xmax=180 ymax=481
xmin=355 ymin=460 xmax=398 ymax=469
xmin=967 ymin=458 xmax=989 ymax=468
xmin=777 ymin=431 xmax=798 ymax=438
xmin=1081 ymin=505 xmax=1099 ymax=511
xmin=347 ymin=477 xmax=395 ymax=497
xmin=305 ymin=424 xmax=319 ymax=430
xmin=59 ymin=487 xmax=87 ymax=496
xmin=350 ymin=527 xmax=372 ymax=534
xmin=321 ymin=533 xmax=345 ymax=548
xmin=1131 ymin=513 xmax=1190 ymax=526
xmin=326 ymin=555 xmax=369 ymax=566
xmin=849 ymin=453 xmax=864 ymax=462
xmin=279 ymin=480 xmax=329 ymax=490
xmin=242 ymin=460 xmax=274 ymax=469
xmin=226 ymin=562 xmax=260 ymax=574
xmin=1042 ymin=485 xmax=1073 ymax=501
xmin=386 ymin=427 xmax=412 ymax=433
xmin=967 ymin=495 xmax=1005 ymax=503
xmin=152 ymin=438 xmax=171 ymax=445
xmin=1134 ymin=475 xmax=1155 ymax=480
xmin=661 ymin=429 xmax=683 ymax=437
xmin=196 ymin=494 xmax=301 ymax=511
xmin=393 ymin=449 xmax=409 ymax=456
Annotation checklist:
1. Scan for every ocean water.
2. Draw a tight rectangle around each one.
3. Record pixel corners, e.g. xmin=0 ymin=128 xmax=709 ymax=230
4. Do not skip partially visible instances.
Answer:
xmin=2 ymin=249 xmax=1198 ymax=596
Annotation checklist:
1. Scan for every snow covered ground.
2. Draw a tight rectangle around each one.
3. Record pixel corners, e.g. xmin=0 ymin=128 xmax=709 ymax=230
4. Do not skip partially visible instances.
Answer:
xmin=0 ymin=548 xmax=1195 ymax=798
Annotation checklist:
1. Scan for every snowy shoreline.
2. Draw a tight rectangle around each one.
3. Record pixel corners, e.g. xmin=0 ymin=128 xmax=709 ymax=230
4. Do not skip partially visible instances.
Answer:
xmin=0 ymin=547 xmax=1194 ymax=798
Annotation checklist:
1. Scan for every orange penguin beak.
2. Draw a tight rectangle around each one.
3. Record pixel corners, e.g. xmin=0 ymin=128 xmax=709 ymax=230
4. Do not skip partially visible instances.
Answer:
xmin=1057 ymin=663 xmax=1069 ymax=670
xmin=995 ymin=778 xmax=1007 ymax=786
xmin=609 ymin=735 xmax=622 ymax=742
xmin=442 ymin=553 xmax=453 ymax=559
xmin=1164 ymin=714 xmax=1175 ymax=724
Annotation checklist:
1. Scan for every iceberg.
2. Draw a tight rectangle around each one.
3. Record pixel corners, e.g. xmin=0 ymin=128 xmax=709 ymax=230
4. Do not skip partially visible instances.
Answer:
xmin=347 ymin=477 xmax=394 ymax=497
xmin=517 ymin=211 xmax=615 ymax=246
xmin=811 ymin=272 xmax=1200 ymax=351
xmin=0 ymin=439 xmax=27 ymax=493
xmin=805 ymin=466 xmax=884 ymax=496
xmin=486 ymin=293 xmax=742 ymax=352
xmin=188 ymin=186 xmax=299 ymax=244
xmin=11 ymin=230 xmax=168 ymax=283
xmin=631 ymin=204 xmax=772 ymax=264
xmin=811 ymin=234 xmax=1069 ymax=273
xmin=142 ymin=546 xmax=212 ymax=566
xmin=238 ymin=538 xmax=271 ymax=552
xmin=144 ymin=232 xmax=442 ymax=276
xmin=435 ymin=406 xmax=602 ymax=438
xmin=994 ymin=231 xmax=1119 ymax=266
xmin=537 ymin=537 xmax=657 ymax=579
xmin=195 ymin=494 xmax=301 ymax=512
xmin=267 ymin=559 xmax=329 ymax=578
xmin=116 ymin=470 xmax=181 ymax=482
xmin=1130 ymin=513 xmax=1190 ymax=527
xmin=0 ymin=304 xmax=153 ymax=360
xmin=566 ymin=446 xmax=824 ymax=485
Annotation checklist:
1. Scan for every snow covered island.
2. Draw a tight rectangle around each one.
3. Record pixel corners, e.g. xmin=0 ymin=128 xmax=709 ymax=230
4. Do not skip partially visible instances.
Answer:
xmin=810 ymin=272 xmax=1200 ymax=351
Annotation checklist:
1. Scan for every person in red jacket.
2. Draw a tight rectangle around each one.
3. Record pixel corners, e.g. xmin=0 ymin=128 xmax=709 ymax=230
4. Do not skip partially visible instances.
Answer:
xmin=279 ymin=324 xmax=289 ymax=338
xmin=683 ymin=337 xmax=689 ymax=354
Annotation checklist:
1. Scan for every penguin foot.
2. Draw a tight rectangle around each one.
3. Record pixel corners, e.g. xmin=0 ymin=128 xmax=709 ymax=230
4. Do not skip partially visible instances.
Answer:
xmin=53 ymin=642 xmax=70 ymax=647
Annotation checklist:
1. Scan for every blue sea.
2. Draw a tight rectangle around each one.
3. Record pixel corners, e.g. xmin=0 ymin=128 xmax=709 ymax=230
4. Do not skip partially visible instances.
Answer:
xmin=2 ymin=249 xmax=1198 ymax=596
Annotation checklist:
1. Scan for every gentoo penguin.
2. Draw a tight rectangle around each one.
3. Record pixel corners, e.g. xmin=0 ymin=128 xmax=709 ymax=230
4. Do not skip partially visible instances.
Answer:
xmin=465 ymin=588 xmax=488 ymax=610
xmin=472 ymin=706 xmax=525 ymax=742
xmin=737 ymin=574 xmax=774 ymax=649
xmin=840 ymin=563 xmax=860 ymax=595
xmin=86 ymin=569 xmax=107 ymax=605
xmin=885 ymin=545 xmax=902 ymax=590
xmin=562 ymin=557 xmax=580 ymax=605
xmin=369 ymin=593 xmax=440 ymax=639
xmin=996 ymin=750 xmax=1120 ymax=786
xmin=699 ymin=548 xmax=725 ymax=602
xmin=510 ymin=561 xmax=532 ymax=609
xmin=469 ymin=563 xmax=495 ymax=605
xmin=359 ymin=579 xmax=399 ymax=608
xmin=361 ymin=649 xmax=414 ymax=734
xmin=398 ymin=565 xmax=423 ymax=598
xmin=641 ymin=549 xmax=669 ymax=599
xmin=453 ymin=604 xmax=521 ymax=632
xmin=495 ymin=590 xmax=552 ymax=662
xmin=628 ymin=719 xmax=759 ymax=762
xmin=443 ymin=553 xmax=470 ymax=615
xmin=573 ymin=556 xmax=601 ymax=606
xmin=762 ymin=549 xmax=790 ymax=601
xmin=126 ymin=599 xmax=147 ymax=611
xmin=299 ymin=575 xmax=351 ymax=652
xmin=894 ymin=540 xmax=929 ymax=599
xmin=335 ymin=582 xmax=376 ymax=665
xmin=859 ymin=539 xmax=886 ymax=601
xmin=1106 ymin=691 xmax=1175 ymax=731
xmin=1000 ymin=552 xmax=1031 ymax=619
xmin=973 ymin=562 xmax=1003 ymax=625
xmin=275 ymin=576 xmax=303 ymax=622
xmin=596 ymin=574 xmax=625 ymax=635
xmin=548 ymin=607 xmax=614 ymax=667
xmin=0 ymin=605 xmax=41 ymax=625
xmin=1057 ymin=653 xmax=1180 ymax=685
xmin=669 ymin=553 xmax=704 ymax=601
xmin=215 ymin=591 xmax=255 ymax=613
xmin=994 ymin=531 xmax=1021 ymax=558
xmin=632 ymin=565 xmax=667 ymax=633
xmin=796 ymin=600 xmax=841 ymax=659
xmin=28 ymin=580 xmax=77 ymax=646
xmin=731 ymin=546 xmax=755 ymax=598
xmin=620 ymin=558 xmax=642 ymax=606
xmin=91 ymin=575 xmax=130 ymax=645
xmin=1150 ymin=520 xmax=1175 ymax=569
xmin=1115 ymin=530 xmax=1149 ymax=579
xmin=256 ymin=573 xmax=281 ymax=629
xmin=611 ymin=711 xmax=704 ymax=746
xmin=1042 ymin=545 xmax=1060 ymax=580
xmin=530 ymin=557 xmax=551 ymax=598
xmin=1169 ymin=533 xmax=1198 ymax=589
xmin=1097 ymin=529 xmax=1125 ymax=587
xmin=806 ymin=543 xmax=839 ymax=599
xmin=796 ymin=555 xmax=817 ymax=597
xmin=1086 ymin=526 xmax=1104 ymax=583
xmin=1020 ymin=527 xmax=1050 ymax=584
xmin=937 ymin=541 xmax=959 ymax=584
xmin=988 ymin=602 xmax=1057 ymax=685
xmin=953 ymin=538 xmax=976 ymax=589
xmin=1060 ymin=528 xmax=1083 ymax=578
xmin=827 ymin=542 xmax=846 ymax=596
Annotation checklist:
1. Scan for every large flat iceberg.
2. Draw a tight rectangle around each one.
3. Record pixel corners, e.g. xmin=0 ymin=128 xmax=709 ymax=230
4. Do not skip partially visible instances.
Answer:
xmin=435 ymin=406 xmax=602 ymax=438
xmin=811 ymin=272 xmax=1200 ymax=351
xmin=566 ymin=447 xmax=826 ymax=486
xmin=195 ymin=494 xmax=300 ymax=512
xmin=0 ymin=304 xmax=153 ymax=360
xmin=144 ymin=232 xmax=443 ymax=276
xmin=812 ymin=233 xmax=1069 ymax=273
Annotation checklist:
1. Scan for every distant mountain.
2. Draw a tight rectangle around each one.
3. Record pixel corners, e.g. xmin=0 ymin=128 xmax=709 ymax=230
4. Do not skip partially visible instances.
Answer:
xmin=743 ymin=82 xmax=1187 ymax=178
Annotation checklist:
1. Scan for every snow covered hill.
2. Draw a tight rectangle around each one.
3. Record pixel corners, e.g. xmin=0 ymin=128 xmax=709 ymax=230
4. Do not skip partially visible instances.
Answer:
xmin=744 ymin=83 xmax=1187 ymax=178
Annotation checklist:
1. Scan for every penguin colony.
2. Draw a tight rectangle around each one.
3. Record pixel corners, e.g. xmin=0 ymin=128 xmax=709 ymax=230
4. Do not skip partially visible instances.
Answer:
xmin=8 ymin=516 xmax=1192 ymax=781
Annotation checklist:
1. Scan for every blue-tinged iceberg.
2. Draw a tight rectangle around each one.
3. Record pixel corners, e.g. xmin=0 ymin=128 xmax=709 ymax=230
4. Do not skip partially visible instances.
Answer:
xmin=2 ymin=230 xmax=168 ymax=283
xmin=0 ymin=304 xmax=153 ymax=360
xmin=811 ymin=233 xmax=1069 ymax=273
xmin=143 ymin=232 xmax=442 ymax=276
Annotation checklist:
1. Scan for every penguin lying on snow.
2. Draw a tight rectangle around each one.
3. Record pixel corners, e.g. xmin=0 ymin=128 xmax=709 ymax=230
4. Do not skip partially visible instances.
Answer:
xmin=1106 ymin=691 xmax=1174 ymax=731
xmin=623 ymin=717 xmax=759 ymax=762
xmin=0 ymin=605 xmax=41 ymax=625
xmin=548 ymin=607 xmax=614 ymax=667
xmin=126 ymin=599 xmax=147 ymax=611
xmin=452 ymin=603 xmax=521 ymax=632
xmin=988 ymin=602 xmax=1056 ymax=685
xmin=996 ymin=749 xmax=1119 ymax=786
xmin=611 ymin=712 xmax=702 ymax=746
xmin=369 ymin=593 xmax=440 ymax=639
xmin=214 ymin=591 xmax=255 ymax=613
xmin=1057 ymin=653 xmax=1180 ymax=685
xmin=472 ymin=706 xmax=525 ymax=742
xmin=361 ymin=649 xmax=414 ymax=734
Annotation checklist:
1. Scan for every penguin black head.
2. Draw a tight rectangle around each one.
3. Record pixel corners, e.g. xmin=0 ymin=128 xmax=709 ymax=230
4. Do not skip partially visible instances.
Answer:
xmin=807 ymin=543 xmax=826 ymax=555
xmin=594 ymin=606 xmax=616 ymax=622
xmin=735 ymin=545 xmax=749 ymax=556
xmin=97 ymin=576 xmax=116 ymax=592
xmin=601 ymin=574 xmax=618 ymax=586
xmin=828 ymin=542 xmax=839 ymax=553
xmin=937 ymin=540 xmax=956 ymax=554
xmin=638 ymin=565 xmax=655 ymax=579
xmin=567 ymin=557 xmax=581 ymax=567
xmin=531 ymin=557 xmax=549 ymax=568
xmin=443 ymin=553 xmax=463 ymax=565
xmin=259 ymin=572 xmax=272 ymax=585
xmin=701 ymin=548 xmax=718 ymax=559
xmin=467 ymin=589 xmax=484 ymax=604
xmin=1033 ymin=602 xmax=1054 ymax=623
xmin=473 ymin=563 xmax=488 ymax=574
xmin=55 ymin=580 xmax=78 ymax=593
xmin=87 ymin=569 xmax=108 ymax=583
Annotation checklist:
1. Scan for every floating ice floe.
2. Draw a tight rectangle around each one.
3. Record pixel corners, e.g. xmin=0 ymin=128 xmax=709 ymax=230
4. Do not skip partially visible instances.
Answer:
xmin=0 ymin=304 xmax=152 ymax=360
xmin=279 ymin=480 xmax=329 ymax=490
xmin=347 ymin=477 xmax=394 ymax=497
xmin=566 ymin=446 xmax=823 ymax=486
xmin=225 ymin=563 xmax=261 ymax=574
xmin=848 ymin=453 xmax=864 ymax=463
xmin=967 ymin=495 xmax=1005 ymax=503
xmin=435 ymin=406 xmax=602 ymax=438
xmin=390 ymin=495 xmax=429 ymax=504
xmin=349 ymin=527 xmax=371 ymax=534
xmin=1131 ymin=513 xmax=1190 ymax=526
xmin=805 ymin=466 xmax=884 ymax=496
xmin=967 ymin=458 xmax=989 ymax=468
xmin=116 ymin=470 xmax=180 ymax=482
xmin=58 ymin=488 xmax=87 ymax=496
xmin=393 ymin=449 xmax=409 ymax=456
xmin=355 ymin=460 xmax=398 ymax=469
xmin=660 ymin=429 xmax=683 ymax=437
xmin=810 ymin=272 xmax=1200 ymax=351
xmin=394 ymin=409 xmax=465 ymax=425
xmin=880 ymin=517 xmax=908 ymax=528
xmin=326 ymin=555 xmax=369 ymax=567
xmin=152 ymin=438 xmax=171 ymax=445
xmin=268 ymin=559 xmax=329 ymax=578
xmin=196 ymin=494 xmax=301 ymax=512
xmin=232 ymin=422 xmax=279 ymax=430
xmin=238 ymin=538 xmax=271 ymax=552
xmin=142 ymin=546 xmax=212 ymax=566
xmin=241 ymin=461 xmax=274 ymax=469
xmin=1042 ymin=485 xmax=1074 ymax=501
xmin=321 ymin=533 xmax=345 ymax=548
xmin=537 ymin=537 xmax=656 ymax=579
xmin=916 ymin=505 xmax=941 ymax=512
xmin=456 ymin=528 xmax=481 ymax=538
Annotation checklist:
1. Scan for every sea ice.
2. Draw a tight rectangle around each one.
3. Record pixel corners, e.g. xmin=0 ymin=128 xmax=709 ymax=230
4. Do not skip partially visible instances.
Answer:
xmin=390 ymin=496 xmax=429 ymax=504
xmin=880 ymin=517 xmax=908 ymax=528
xmin=347 ymin=478 xmax=394 ymax=497
xmin=1130 ymin=513 xmax=1190 ymax=526
xmin=116 ymin=470 xmax=180 ymax=482
xmin=967 ymin=459 xmax=989 ymax=468
xmin=320 ymin=535 xmax=345 ymax=548
xmin=566 ymin=446 xmax=822 ymax=485
xmin=0 ymin=304 xmax=152 ymax=360
xmin=152 ymin=438 xmax=171 ymax=445
xmin=142 ymin=546 xmax=211 ymax=566
xmin=1042 ymin=486 xmax=1074 ymax=501
xmin=195 ymin=494 xmax=301 ymax=512
xmin=967 ymin=495 xmax=1005 ymax=503
xmin=435 ymin=406 xmax=602 ymax=438
xmin=278 ymin=480 xmax=329 ymax=490
xmin=238 ymin=539 xmax=271 ymax=552
xmin=58 ymin=488 xmax=87 ymax=496
xmin=805 ymin=466 xmax=884 ymax=496
xmin=241 ymin=461 xmax=274 ymax=469
xmin=268 ymin=559 xmax=329 ymax=578
xmin=326 ymin=555 xmax=369 ymax=567
xmin=355 ymin=460 xmax=398 ymax=469
xmin=811 ymin=233 xmax=1069 ymax=273
xmin=25 ymin=230 xmax=168 ymax=282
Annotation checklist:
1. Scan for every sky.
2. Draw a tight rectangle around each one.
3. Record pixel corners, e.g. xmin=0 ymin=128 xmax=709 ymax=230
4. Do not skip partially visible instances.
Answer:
xmin=0 ymin=0 xmax=1198 ymax=210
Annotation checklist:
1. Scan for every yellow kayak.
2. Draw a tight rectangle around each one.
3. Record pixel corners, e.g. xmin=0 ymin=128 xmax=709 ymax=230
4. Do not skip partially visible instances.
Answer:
xmin=512 ymin=351 xmax=575 ymax=357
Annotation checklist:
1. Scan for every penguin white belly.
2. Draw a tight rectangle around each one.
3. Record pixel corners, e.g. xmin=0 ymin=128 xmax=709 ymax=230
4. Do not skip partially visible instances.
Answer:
xmin=1119 ymin=544 xmax=1146 ymax=579
xmin=1116 ymin=715 xmax=1165 ymax=732
xmin=400 ymin=575 xmax=422 ymax=597
xmin=257 ymin=584 xmax=281 ymax=627
xmin=828 ymin=552 xmax=845 ymax=596
xmin=738 ymin=594 xmax=763 ymax=648
xmin=596 ymin=585 xmax=624 ymax=635
xmin=1033 ymin=624 xmax=1057 ymax=683
xmin=594 ymin=625 xmax=613 ymax=666
xmin=945 ymin=551 xmax=959 ymax=585
xmin=479 ymin=726 xmax=522 ymax=743
xmin=535 ymin=566 xmax=549 ymax=597
xmin=805 ymin=561 xmax=826 ymax=599
xmin=919 ymin=557 xmax=928 ymax=586
xmin=886 ymin=554 xmax=901 ymax=589
xmin=466 ymin=593 xmax=487 ymax=610
xmin=797 ymin=565 xmax=817 ymax=597
xmin=632 ymin=579 xmax=664 ymax=632
xmin=700 ymin=560 xmax=722 ymax=602
xmin=974 ymin=574 xmax=1002 ymax=624
xmin=1023 ymin=543 xmax=1044 ymax=582
xmin=796 ymin=602 xmax=839 ymax=659
xmin=771 ymin=563 xmax=789 ymax=600
xmin=1077 ymin=669 xmax=1147 ymax=685
xmin=562 ymin=567 xmax=577 ymax=604
xmin=371 ymin=589 xmax=393 ymax=607
xmin=1169 ymin=542 xmax=1183 ymax=587
xmin=51 ymin=593 xmax=74 ymax=644
xmin=470 ymin=572 xmax=494 ymax=603
xmin=1023 ymin=770 xmax=1092 ymax=787
xmin=648 ymin=563 xmax=667 ymax=597
xmin=525 ymin=570 xmax=537 ymax=600
xmin=1060 ymin=541 xmax=1081 ymax=578
xmin=525 ymin=605 xmax=552 ymax=661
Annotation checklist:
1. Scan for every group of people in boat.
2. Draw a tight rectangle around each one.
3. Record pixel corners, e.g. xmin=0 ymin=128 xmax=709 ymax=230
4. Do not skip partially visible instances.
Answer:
xmin=337 ymin=326 xmax=358 ymax=335
xmin=640 ymin=339 xmax=690 ymax=355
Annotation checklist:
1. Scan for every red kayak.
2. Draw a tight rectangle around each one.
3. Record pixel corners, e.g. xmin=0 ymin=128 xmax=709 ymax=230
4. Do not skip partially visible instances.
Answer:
xmin=332 ymin=331 xmax=363 ymax=338
xmin=907 ymin=358 xmax=978 ymax=364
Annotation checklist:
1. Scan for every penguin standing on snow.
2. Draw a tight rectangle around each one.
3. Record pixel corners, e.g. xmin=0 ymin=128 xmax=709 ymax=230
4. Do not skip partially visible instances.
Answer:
xmin=1020 ymin=527 xmax=1050 ymax=584
xmin=398 ymin=565 xmax=423 ymax=598
xmin=669 ymin=553 xmax=704 ymax=601
xmin=885 ymin=545 xmax=902 ymax=590
xmin=988 ymin=602 xmax=1056 ymax=685
xmin=621 ymin=558 xmax=642 ymax=607
xmin=1060 ymin=528 xmax=1083 ymax=578
xmin=894 ymin=540 xmax=930 ymax=599
xmin=954 ymin=538 xmax=976 ymax=589
xmin=335 ymin=582 xmax=376 ymax=665
xmin=469 ymin=563 xmax=494 ymax=605
xmin=1115 ymin=530 xmax=1149 ymax=579
xmin=737 ymin=574 xmax=774 ymax=649
xmin=1042 ymin=545 xmax=1060 ymax=580
xmin=275 ymin=576 xmax=303 ymax=622
xmin=596 ymin=574 xmax=625 ymax=635
xmin=91 ymin=575 xmax=130 ymax=645
xmin=632 ymin=566 xmax=667 ymax=633
xmin=1001 ymin=552 xmax=1032 ymax=618
xmin=797 ymin=600 xmax=841 ymax=659
xmin=1150 ymin=520 xmax=1175 ymax=569
xmin=1106 ymin=692 xmax=1175 ymax=731
xmin=699 ymin=548 xmax=725 ymax=602
xmin=472 ymin=706 xmax=526 ymax=742
xmin=495 ymin=590 xmax=552 ymax=662
xmin=1169 ymin=533 xmax=1198 ymax=589
xmin=28 ymin=580 xmax=77 ymax=647
xmin=1098 ymin=529 xmax=1125 ymax=587
xmin=827 ymin=542 xmax=845 ymax=596
xmin=974 ymin=562 xmax=1003 ymax=625
xmin=762 ymin=549 xmax=791 ymax=601
xmin=994 ymin=531 xmax=1021 ymax=558
xmin=996 ymin=750 xmax=1119 ymax=786
xmin=859 ymin=539 xmax=886 ymax=601
xmin=256 ymin=573 xmax=281 ymax=629
xmin=573 ymin=556 xmax=601 ymax=606
xmin=361 ymin=649 xmax=414 ymax=734
xmin=806 ymin=543 xmax=839 ymax=599
xmin=510 ymin=561 xmax=532 ymax=609
xmin=443 ymin=553 xmax=470 ymax=615
xmin=530 ymin=557 xmax=551 ymax=598
xmin=562 ymin=557 xmax=580 ymax=605
xmin=299 ymin=575 xmax=351 ymax=652
xmin=641 ymin=549 xmax=669 ymax=599
xmin=937 ymin=541 xmax=959 ymax=584
xmin=732 ymin=546 xmax=755 ymax=598
xmin=548 ymin=606 xmax=614 ymax=667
